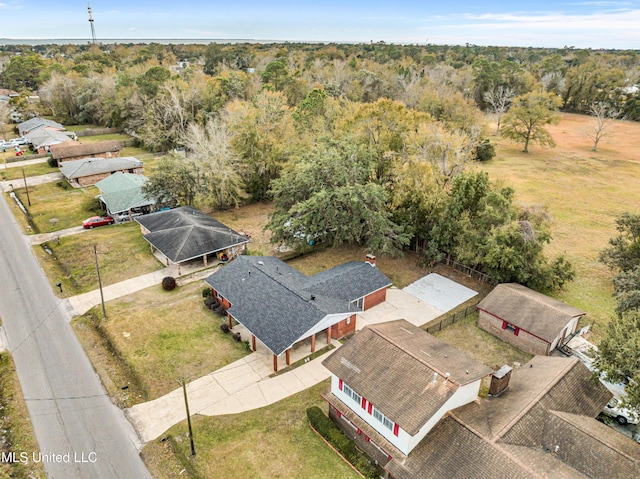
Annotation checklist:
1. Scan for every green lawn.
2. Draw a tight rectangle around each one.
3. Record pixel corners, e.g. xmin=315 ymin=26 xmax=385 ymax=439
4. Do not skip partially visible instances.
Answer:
xmin=34 ymin=221 xmax=163 ymax=296
xmin=73 ymin=281 xmax=249 ymax=405
xmin=65 ymin=124 xmax=101 ymax=132
xmin=12 ymin=181 xmax=99 ymax=233
xmin=142 ymin=380 xmax=360 ymax=479
xmin=80 ymin=133 xmax=130 ymax=143
xmin=0 ymin=160 xmax=56 ymax=181
xmin=479 ymin=113 xmax=640 ymax=342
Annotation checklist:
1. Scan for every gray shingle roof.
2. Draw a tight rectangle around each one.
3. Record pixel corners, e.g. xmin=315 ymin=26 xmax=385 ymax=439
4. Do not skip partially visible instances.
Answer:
xmin=477 ymin=283 xmax=586 ymax=342
xmin=135 ymin=206 xmax=250 ymax=264
xmin=25 ymin=128 xmax=75 ymax=149
xmin=205 ymin=255 xmax=391 ymax=356
xmin=95 ymin=172 xmax=153 ymax=214
xmin=322 ymin=320 xmax=493 ymax=435
xmin=59 ymin=157 xmax=142 ymax=180
xmin=17 ymin=117 xmax=64 ymax=136
xmin=306 ymin=261 xmax=392 ymax=301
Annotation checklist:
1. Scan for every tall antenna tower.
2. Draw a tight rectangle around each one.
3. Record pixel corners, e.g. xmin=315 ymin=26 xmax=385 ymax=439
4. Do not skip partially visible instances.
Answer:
xmin=88 ymin=3 xmax=97 ymax=44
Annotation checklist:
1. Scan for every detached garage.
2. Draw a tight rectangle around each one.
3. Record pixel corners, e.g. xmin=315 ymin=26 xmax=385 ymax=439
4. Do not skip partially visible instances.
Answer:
xmin=477 ymin=283 xmax=586 ymax=356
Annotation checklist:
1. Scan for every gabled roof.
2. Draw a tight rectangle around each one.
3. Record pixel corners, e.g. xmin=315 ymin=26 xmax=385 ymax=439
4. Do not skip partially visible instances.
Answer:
xmin=25 ymin=128 xmax=76 ymax=149
xmin=205 ymin=255 xmax=391 ymax=356
xmin=385 ymin=356 xmax=627 ymax=479
xmin=17 ymin=117 xmax=64 ymax=136
xmin=135 ymin=206 xmax=250 ymax=264
xmin=322 ymin=320 xmax=493 ymax=435
xmin=477 ymin=283 xmax=586 ymax=342
xmin=59 ymin=157 xmax=143 ymax=180
xmin=50 ymin=140 xmax=121 ymax=159
xmin=95 ymin=172 xmax=153 ymax=214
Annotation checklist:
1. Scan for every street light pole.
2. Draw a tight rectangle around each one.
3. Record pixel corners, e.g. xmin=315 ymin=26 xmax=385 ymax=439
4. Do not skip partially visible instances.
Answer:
xmin=181 ymin=378 xmax=196 ymax=456
xmin=21 ymin=168 xmax=31 ymax=206
xmin=94 ymin=245 xmax=107 ymax=321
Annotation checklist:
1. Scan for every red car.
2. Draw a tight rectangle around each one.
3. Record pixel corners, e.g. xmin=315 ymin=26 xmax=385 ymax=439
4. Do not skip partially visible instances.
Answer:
xmin=82 ymin=216 xmax=114 ymax=229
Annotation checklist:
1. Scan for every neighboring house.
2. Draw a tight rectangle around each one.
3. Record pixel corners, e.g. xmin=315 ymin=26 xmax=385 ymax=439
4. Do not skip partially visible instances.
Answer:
xmin=25 ymin=128 xmax=77 ymax=153
xmin=17 ymin=117 xmax=65 ymax=136
xmin=477 ymin=283 xmax=585 ymax=356
xmin=322 ymin=320 xmax=634 ymax=479
xmin=95 ymin=172 xmax=155 ymax=221
xmin=322 ymin=320 xmax=493 ymax=463
xmin=205 ymin=254 xmax=391 ymax=371
xmin=49 ymin=140 xmax=122 ymax=166
xmin=59 ymin=157 xmax=144 ymax=188
xmin=135 ymin=206 xmax=250 ymax=270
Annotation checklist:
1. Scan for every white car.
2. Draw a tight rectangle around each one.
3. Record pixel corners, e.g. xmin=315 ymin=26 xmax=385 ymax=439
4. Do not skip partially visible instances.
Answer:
xmin=602 ymin=397 xmax=639 ymax=425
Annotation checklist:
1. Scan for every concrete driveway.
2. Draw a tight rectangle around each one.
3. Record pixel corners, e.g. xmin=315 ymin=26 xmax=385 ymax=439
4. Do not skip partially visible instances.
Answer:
xmin=404 ymin=273 xmax=478 ymax=312
xmin=358 ymin=287 xmax=443 ymax=328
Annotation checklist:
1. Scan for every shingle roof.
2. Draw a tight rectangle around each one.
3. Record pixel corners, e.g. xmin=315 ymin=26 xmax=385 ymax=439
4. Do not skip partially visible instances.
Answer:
xmin=205 ymin=255 xmax=391 ymax=356
xmin=306 ymin=261 xmax=392 ymax=301
xmin=95 ymin=172 xmax=153 ymax=214
xmin=322 ymin=320 xmax=493 ymax=435
xmin=59 ymin=157 xmax=143 ymax=180
xmin=25 ymin=128 xmax=76 ymax=149
xmin=477 ymin=283 xmax=586 ymax=342
xmin=17 ymin=117 xmax=64 ymax=135
xmin=135 ymin=206 xmax=250 ymax=263
xmin=50 ymin=140 xmax=121 ymax=159
xmin=386 ymin=416 xmax=538 ymax=479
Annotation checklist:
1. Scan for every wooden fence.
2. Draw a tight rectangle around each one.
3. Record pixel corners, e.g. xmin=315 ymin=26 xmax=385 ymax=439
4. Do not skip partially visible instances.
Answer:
xmin=76 ymin=127 xmax=122 ymax=137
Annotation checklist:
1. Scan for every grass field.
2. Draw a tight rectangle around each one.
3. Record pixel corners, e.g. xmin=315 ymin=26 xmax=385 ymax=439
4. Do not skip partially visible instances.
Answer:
xmin=12 ymin=181 xmax=99 ymax=233
xmin=480 ymin=113 xmax=640 ymax=341
xmin=35 ymin=221 xmax=163 ymax=296
xmin=72 ymin=281 xmax=249 ymax=405
xmin=142 ymin=380 xmax=360 ymax=479
xmin=80 ymin=133 xmax=130 ymax=143
xmin=0 ymin=160 xmax=55 ymax=181
xmin=0 ymin=351 xmax=46 ymax=479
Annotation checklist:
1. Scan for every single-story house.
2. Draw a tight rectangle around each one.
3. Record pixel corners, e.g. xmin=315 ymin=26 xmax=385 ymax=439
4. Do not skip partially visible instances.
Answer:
xmin=17 ymin=117 xmax=65 ymax=136
xmin=95 ymin=172 xmax=155 ymax=222
xmin=322 ymin=320 xmax=631 ymax=479
xmin=477 ymin=283 xmax=586 ymax=356
xmin=25 ymin=128 xmax=77 ymax=153
xmin=60 ymin=157 xmax=144 ymax=188
xmin=135 ymin=206 xmax=250 ymax=270
xmin=205 ymin=254 xmax=392 ymax=371
xmin=50 ymin=140 xmax=122 ymax=166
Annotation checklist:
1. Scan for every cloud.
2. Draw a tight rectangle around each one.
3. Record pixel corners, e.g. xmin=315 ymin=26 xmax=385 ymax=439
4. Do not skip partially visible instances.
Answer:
xmin=129 ymin=27 xmax=136 ymax=31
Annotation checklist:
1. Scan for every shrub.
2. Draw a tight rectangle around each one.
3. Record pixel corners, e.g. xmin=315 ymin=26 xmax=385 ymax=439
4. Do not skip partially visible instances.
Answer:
xmin=232 ymin=332 xmax=241 ymax=342
xmin=202 ymin=287 xmax=212 ymax=298
xmin=47 ymin=156 xmax=57 ymax=167
xmin=306 ymin=407 xmax=379 ymax=479
xmin=162 ymin=276 xmax=177 ymax=291
xmin=82 ymin=196 xmax=104 ymax=215
xmin=220 ymin=323 xmax=230 ymax=333
xmin=472 ymin=138 xmax=496 ymax=162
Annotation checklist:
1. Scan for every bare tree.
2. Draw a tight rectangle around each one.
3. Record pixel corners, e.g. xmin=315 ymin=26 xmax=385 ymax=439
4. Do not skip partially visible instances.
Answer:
xmin=483 ymin=86 xmax=515 ymax=135
xmin=585 ymin=101 xmax=621 ymax=152
xmin=0 ymin=101 xmax=10 ymax=140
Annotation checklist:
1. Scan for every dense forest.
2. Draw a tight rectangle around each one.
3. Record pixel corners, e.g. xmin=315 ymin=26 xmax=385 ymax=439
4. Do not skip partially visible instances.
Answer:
xmin=1 ymin=41 xmax=639 ymax=292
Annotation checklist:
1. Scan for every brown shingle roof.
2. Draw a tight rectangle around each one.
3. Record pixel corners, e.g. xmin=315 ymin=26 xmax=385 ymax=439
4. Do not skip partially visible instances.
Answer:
xmin=49 ymin=140 xmax=121 ymax=159
xmin=386 ymin=416 xmax=538 ymax=479
xmin=477 ymin=283 xmax=585 ymax=342
xmin=321 ymin=320 xmax=492 ymax=435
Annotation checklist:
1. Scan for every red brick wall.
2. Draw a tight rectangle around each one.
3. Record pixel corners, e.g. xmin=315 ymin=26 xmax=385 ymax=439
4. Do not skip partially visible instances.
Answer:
xmin=331 ymin=314 xmax=356 ymax=339
xmin=363 ymin=287 xmax=387 ymax=310
xmin=478 ymin=310 xmax=550 ymax=355
xmin=211 ymin=288 xmax=232 ymax=310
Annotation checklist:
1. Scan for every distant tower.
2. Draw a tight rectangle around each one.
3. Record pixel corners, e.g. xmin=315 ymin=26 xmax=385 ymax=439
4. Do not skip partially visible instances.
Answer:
xmin=88 ymin=3 xmax=97 ymax=44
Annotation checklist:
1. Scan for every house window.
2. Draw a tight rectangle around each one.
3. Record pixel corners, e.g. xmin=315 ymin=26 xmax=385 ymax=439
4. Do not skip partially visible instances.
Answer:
xmin=372 ymin=406 xmax=394 ymax=431
xmin=502 ymin=321 xmax=520 ymax=336
xmin=343 ymin=383 xmax=361 ymax=405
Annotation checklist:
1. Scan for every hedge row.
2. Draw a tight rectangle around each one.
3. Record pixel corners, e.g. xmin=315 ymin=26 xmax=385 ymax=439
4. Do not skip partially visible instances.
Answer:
xmin=306 ymin=406 xmax=379 ymax=479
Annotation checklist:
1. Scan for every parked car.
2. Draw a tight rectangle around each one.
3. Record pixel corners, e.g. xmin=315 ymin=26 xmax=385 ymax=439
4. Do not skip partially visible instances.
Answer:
xmin=82 ymin=216 xmax=114 ymax=229
xmin=602 ymin=397 xmax=639 ymax=425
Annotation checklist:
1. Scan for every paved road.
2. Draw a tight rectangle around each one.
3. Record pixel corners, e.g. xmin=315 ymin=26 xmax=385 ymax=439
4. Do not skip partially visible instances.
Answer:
xmin=0 ymin=186 xmax=151 ymax=478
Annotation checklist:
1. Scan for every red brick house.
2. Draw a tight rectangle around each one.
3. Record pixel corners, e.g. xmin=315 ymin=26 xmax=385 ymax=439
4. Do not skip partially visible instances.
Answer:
xmin=477 ymin=283 xmax=585 ymax=356
xmin=205 ymin=254 xmax=391 ymax=371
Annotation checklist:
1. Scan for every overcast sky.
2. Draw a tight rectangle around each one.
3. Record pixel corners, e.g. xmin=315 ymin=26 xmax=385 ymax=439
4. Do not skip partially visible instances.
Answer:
xmin=1 ymin=1 xmax=639 ymax=49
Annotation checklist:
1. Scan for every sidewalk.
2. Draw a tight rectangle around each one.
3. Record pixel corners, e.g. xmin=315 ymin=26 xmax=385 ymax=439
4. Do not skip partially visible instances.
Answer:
xmin=126 ymin=346 xmax=336 ymax=443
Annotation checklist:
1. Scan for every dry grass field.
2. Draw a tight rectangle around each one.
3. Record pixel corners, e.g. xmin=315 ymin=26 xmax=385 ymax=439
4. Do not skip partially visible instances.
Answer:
xmin=481 ymin=113 xmax=640 ymax=341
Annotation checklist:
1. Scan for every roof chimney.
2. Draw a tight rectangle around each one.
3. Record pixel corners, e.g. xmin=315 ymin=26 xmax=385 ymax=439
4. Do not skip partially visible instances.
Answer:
xmin=488 ymin=365 xmax=513 ymax=397
xmin=365 ymin=254 xmax=376 ymax=266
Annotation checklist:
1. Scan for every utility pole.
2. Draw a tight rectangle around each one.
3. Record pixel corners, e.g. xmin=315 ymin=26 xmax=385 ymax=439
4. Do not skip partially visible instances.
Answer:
xmin=181 ymin=378 xmax=196 ymax=456
xmin=94 ymin=245 xmax=107 ymax=321
xmin=88 ymin=3 xmax=97 ymax=44
xmin=21 ymin=168 xmax=31 ymax=206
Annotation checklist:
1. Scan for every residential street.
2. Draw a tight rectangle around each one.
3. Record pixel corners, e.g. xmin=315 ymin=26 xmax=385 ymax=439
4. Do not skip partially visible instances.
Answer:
xmin=0 ymin=185 xmax=151 ymax=478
